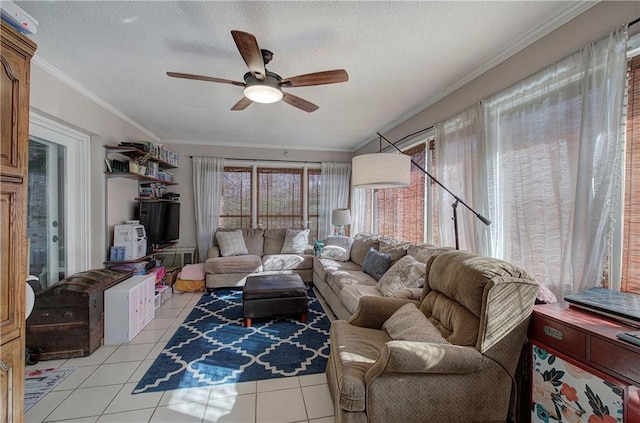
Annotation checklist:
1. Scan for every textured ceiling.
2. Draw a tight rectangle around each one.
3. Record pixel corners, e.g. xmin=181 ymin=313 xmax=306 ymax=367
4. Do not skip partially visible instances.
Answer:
xmin=17 ymin=1 xmax=590 ymax=151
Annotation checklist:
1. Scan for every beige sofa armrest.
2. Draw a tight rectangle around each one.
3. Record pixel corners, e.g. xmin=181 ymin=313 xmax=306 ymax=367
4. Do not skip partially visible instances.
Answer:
xmin=206 ymin=247 xmax=220 ymax=259
xmin=348 ymin=296 xmax=420 ymax=329
xmin=365 ymin=341 xmax=483 ymax=383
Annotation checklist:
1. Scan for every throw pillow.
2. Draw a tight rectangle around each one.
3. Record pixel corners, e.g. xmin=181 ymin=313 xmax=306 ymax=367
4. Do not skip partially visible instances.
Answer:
xmin=362 ymin=247 xmax=391 ymax=281
xmin=379 ymin=239 xmax=409 ymax=263
xmin=320 ymin=236 xmax=353 ymax=261
xmin=383 ymin=303 xmax=450 ymax=343
xmin=377 ymin=255 xmax=426 ymax=297
xmin=216 ymin=230 xmax=249 ymax=257
xmin=280 ymin=228 xmax=310 ymax=254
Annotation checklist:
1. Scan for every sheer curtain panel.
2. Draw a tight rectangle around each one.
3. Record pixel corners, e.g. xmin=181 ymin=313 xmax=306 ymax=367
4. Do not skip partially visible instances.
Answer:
xmin=192 ymin=156 xmax=224 ymax=258
xmin=319 ymin=162 xmax=351 ymax=240
xmin=435 ymin=104 xmax=488 ymax=253
xmin=483 ymin=28 xmax=627 ymax=299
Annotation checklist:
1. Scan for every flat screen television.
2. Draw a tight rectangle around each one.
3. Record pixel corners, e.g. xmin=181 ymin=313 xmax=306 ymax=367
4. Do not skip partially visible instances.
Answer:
xmin=138 ymin=201 xmax=180 ymax=248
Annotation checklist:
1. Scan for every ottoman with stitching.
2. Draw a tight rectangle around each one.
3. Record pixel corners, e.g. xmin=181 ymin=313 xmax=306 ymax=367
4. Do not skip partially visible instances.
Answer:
xmin=242 ymin=274 xmax=308 ymax=327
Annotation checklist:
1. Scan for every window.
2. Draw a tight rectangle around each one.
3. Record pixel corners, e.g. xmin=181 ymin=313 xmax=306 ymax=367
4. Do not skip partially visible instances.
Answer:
xmin=258 ymin=167 xmax=303 ymax=229
xmin=218 ymin=164 xmax=320 ymax=239
xmin=622 ymin=54 xmax=640 ymax=294
xmin=371 ymin=143 xmax=426 ymax=242
xmin=219 ymin=166 xmax=251 ymax=229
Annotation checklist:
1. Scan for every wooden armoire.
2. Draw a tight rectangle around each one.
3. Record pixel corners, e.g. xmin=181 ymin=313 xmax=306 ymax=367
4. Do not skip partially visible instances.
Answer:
xmin=1 ymin=21 xmax=37 ymax=422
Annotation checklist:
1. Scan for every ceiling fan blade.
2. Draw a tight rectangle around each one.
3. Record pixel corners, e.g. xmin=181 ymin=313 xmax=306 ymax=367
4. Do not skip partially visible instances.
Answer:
xmin=231 ymin=97 xmax=253 ymax=111
xmin=166 ymin=72 xmax=244 ymax=86
xmin=231 ymin=30 xmax=266 ymax=81
xmin=280 ymin=69 xmax=349 ymax=87
xmin=282 ymin=93 xmax=319 ymax=113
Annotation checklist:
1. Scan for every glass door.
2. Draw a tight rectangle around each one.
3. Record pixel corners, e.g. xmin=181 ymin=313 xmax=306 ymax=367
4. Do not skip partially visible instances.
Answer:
xmin=27 ymin=136 xmax=66 ymax=288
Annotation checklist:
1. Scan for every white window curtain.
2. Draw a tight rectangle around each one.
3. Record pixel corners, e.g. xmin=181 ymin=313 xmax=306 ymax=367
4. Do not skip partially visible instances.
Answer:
xmin=192 ymin=156 xmax=225 ymax=259
xmin=434 ymin=103 xmax=489 ymax=253
xmin=483 ymin=27 xmax=627 ymax=299
xmin=318 ymin=162 xmax=351 ymax=240
xmin=350 ymin=188 xmax=368 ymax=237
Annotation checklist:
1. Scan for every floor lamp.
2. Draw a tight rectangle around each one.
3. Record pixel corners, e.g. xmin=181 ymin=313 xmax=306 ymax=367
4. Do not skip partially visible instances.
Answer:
xmin=352 ymin=132 xmax=490 ymax=250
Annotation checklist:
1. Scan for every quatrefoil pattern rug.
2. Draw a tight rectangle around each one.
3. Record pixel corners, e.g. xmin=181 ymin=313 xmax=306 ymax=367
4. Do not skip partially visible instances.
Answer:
xmin=133 ymin=289 xmax=331 ymax=394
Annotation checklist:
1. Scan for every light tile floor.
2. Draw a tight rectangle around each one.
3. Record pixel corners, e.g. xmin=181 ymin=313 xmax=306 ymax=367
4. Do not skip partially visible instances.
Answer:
xmin=25 ymin=290 xmax=336 ymax=423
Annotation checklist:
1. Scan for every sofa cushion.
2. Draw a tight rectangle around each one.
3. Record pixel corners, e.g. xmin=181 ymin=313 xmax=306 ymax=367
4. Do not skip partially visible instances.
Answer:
xmin=216 ymin=230 xmax=249 ymax=257
xmin=205 ymin=255 xmax=263 ymax=274
xmin=376 ymin=255 xmax=426 ymax=297
xmin=350 ymin=234 xmax=381 ymax=267
xmin=264 ymin=228 xmax=288 ymax=255
xmin=262 ymin=254 xmax=314 ymax=271
xmin=313 ymin=258 xmax=361 ymax=281
xmin=379 ymin=239 xmax=409 ymax=264
xmin=243 ymin=228 xmax=265 ymax=256
xmin=362 ymin=247 xmax=391 ymax=281
xmin=407 ymin=243 xmax=455 ymax=264
xmin=330 ymin=320 xmax=391 ymax=412
xmin=383 ymin=303 xmax=450 ymax=343
xmin=327 ymin=270 xmax=377 ymax=296
xmin=281 ymin=228 xmax=310 ymax=254
xmin=339 ymin=284 xmax=383 ymax=315
xmin=320 ymin=236 xmax=353 ymax=262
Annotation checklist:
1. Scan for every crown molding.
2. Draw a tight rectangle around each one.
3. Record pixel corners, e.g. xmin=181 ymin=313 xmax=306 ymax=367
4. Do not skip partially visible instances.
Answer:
xmin=32 ymin=56 xmax=160 ymax=142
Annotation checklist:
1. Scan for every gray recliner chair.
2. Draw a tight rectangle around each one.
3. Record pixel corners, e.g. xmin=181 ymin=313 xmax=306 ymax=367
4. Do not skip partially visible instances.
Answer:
xmin=326 ymin=250 xmax=539 ymax=423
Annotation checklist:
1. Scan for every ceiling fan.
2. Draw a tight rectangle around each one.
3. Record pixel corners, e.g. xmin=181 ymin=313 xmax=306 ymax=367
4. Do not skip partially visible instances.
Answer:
xmin=166 ymin=30 xmax=349 ymax=113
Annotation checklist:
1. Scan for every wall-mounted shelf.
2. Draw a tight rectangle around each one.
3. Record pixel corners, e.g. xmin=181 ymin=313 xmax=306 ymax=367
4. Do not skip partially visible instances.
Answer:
xmin=104 ymin=143 xmax=180 ymax=265
xmin=104 ymin=145 xmax=177 ymax=169
xmin=104 ymin=171 xmax=178 ymax=185
xmin=135 ymin=198 xmax=179 ymax=202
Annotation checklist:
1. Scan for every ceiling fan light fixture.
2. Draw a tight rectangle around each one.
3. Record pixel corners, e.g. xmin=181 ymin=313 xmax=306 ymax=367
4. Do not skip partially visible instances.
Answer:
xmin=243 ymin=73 xmax=283 ymax=104
xmin=244 ymin=84 xmax=283 ymax=103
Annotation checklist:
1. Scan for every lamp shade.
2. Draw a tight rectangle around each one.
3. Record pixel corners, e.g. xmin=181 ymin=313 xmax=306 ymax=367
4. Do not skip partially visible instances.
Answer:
xmin=352 ymin=153 xmax=411 ymax=188
xmin=332 ymin=208 xmax=351 ymax=226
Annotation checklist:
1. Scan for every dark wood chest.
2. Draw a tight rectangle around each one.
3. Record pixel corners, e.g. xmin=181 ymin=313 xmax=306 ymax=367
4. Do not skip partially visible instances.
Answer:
xmin=26 ymin=268 xmax=132 ymax=360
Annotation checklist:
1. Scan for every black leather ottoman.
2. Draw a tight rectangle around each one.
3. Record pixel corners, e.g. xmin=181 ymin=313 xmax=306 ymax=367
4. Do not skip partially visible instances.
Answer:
xmin=242 ymin=274 xmax=308 ymax=327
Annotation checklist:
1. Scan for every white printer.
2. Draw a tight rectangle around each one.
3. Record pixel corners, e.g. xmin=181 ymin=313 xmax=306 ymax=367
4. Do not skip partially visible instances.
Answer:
xmin=113 ymin=221 xmax=147 ymax=260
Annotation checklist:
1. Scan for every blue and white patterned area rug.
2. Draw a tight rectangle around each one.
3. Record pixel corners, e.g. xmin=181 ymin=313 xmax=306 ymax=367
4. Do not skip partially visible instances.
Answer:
xmin=133 ymin=289 xmax=331 ymax=394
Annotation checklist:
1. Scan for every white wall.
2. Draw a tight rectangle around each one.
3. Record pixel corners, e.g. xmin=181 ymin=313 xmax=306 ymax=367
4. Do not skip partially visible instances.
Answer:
xmin=29 ymin=64 xmax=160 ymax=269
xmin=356 ymin=1 xmax=640 ymax=154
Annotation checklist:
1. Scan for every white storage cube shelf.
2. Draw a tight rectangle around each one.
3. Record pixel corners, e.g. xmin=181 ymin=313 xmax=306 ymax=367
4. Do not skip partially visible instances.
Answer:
xmin=104 ymin=273 xmax=156 ymax=344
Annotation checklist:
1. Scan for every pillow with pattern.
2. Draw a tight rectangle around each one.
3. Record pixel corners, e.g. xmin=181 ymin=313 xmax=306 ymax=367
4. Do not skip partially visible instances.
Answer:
xmin=281 ymin=228 xmax=310 ymax=254
xmin=320 ymin=236 xmax=353 ymax=261
xmin=377 ymin=255 xmax=426 ymax=297
xmin=216 ymin=230 xmax=248 ymax=257
xmin=362 ymin=247 xmax=391 ymax=281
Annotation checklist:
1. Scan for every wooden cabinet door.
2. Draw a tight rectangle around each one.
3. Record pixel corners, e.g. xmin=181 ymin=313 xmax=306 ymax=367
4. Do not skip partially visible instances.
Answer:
xmin=0 ymin=183 xmax=25 ymax=343
xmin=1 ymin=22 xmax=36 ymax=423
xmin=0 ymin=337 xmax=24 ymax=423
xmin=0 ymin=22 xmax=35 ymax=178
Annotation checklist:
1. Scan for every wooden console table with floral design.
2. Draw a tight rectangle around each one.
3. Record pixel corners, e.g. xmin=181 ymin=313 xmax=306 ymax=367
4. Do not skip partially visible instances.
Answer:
xmin=528 ymin=302 xmax=640 ymax=422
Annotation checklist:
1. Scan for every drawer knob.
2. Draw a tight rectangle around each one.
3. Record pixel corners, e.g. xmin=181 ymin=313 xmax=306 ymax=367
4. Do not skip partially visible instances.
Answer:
xmin=544 ymin=325 xmax=564 ymax=340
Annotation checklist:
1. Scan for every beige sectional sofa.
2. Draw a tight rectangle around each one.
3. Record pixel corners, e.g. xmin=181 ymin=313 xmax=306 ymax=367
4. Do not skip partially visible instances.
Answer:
xmin=313 ymin=233 xmax=454 ymax=320
xmin=204 ymin=228 xmax=314 ymax=291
